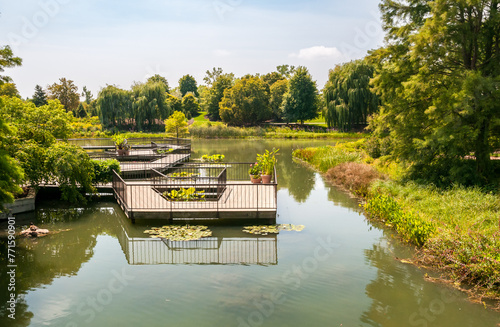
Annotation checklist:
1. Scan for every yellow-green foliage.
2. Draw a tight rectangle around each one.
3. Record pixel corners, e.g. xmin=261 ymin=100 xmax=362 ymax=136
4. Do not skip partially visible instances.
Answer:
xmin=369 ymin=180 xmax=500 ymax=237
xmin=293 ymin=145 xmax=363 ymax=172
xmin=364 ymin=194 xmax=435 ymax=246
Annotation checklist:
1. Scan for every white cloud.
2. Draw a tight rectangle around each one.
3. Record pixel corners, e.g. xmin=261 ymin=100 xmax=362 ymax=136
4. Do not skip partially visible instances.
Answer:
xmin=290 ymin=46 xmax=345 ymax=60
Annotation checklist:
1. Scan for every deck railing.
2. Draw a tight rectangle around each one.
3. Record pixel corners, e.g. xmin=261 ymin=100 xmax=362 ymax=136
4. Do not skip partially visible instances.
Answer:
xmin=111 ymin=163 xmax=277 ymax=219
xmin=68 ymin=137 xmax=191 ymax=148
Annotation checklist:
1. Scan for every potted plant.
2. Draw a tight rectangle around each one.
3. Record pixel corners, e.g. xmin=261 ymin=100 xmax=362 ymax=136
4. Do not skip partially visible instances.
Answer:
xmin=248 ymin=163 xmax=261 ymax=184
xmin=112 ymin=135 xmax=131 ymax=155
xmin=257 ymin=148 xmax=278 ymax=184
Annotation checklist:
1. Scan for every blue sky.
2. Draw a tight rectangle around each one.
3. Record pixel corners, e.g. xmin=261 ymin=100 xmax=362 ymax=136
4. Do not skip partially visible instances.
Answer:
xmin=0 ymin=0 xmax=384 ymax=98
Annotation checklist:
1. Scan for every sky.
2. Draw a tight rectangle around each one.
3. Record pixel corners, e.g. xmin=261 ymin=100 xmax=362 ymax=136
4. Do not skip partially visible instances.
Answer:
xmin=0 ymin=0 xmax=385 ymax=99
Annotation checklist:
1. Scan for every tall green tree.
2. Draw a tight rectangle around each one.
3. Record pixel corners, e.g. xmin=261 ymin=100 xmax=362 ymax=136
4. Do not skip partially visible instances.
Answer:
xmin=131 ymin=81 xmax=169 ymax=130
xmin=0 ymin=113 xmax=23 ymax=210
xmin=147 ymin=74 xmax=170 ymax=93
xmin=0 ymin=45 xmax=22 ymax=84
xmin=219 ymin=76 xmax=271 ymax=126
xmin=282 ymin=66 xmax=319 ymax=124
xmin=269 ymin=79 xmax=288 ymax=121
xmin=97 ymin=85 xmax=131 ymax=128
xmin=203 ymin=67 xmax=223 ymax=86
xmin=76 ymin=102 xmax=87 ymax=118
xmin=179 ymin=74 xmax=199 ymax=97
xmin=276 ymin=65 xmax=296 ymax=78
xmin=323 ymin=60 xmax=379 ymax=131
xmin=207 ymin=73 xmax=234 ymax=120
xmin=32 ymin=85 xmax=48 ymax=107
xmin=369 ymin=0 xmax=500 ymax=184
xmin=181 ymin=93 xmax=199 ymax=119
xmin=47 ymin=78 xmax=80 ymax=112
xmin=82 ymin=86 xmax=93 ymax=104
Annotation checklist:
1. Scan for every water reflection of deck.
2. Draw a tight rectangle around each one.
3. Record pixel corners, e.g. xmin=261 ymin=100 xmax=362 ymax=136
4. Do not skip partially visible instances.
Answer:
xmin=117 ymin=225 xmax=278 ymax=265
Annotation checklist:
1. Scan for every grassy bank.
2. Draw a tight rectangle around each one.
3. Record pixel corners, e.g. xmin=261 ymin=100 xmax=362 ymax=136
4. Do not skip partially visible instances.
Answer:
xmin=292 ymin=143 xmax=500 ymax=307
xmin=188 ymin=124 xmax=363 ymax=139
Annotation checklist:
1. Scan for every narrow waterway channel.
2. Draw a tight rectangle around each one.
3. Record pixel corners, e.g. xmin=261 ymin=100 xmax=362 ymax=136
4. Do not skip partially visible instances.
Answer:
xmin=1 ymin=139 xmax=498 ymax=326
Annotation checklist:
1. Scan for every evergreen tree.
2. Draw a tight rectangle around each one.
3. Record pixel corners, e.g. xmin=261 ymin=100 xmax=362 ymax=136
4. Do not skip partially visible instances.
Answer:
xmin=32 ymin=85 xmax=48 ymax=107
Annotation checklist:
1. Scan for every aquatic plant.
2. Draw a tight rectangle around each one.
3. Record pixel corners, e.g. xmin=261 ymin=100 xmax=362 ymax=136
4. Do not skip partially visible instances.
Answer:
xmin=163 ymin=187 xmax=205 ymax=201
xmin=242 ymin=224 xmax=305 ymax=235
xmin=144 ymin=225 xmax=212 ymax=241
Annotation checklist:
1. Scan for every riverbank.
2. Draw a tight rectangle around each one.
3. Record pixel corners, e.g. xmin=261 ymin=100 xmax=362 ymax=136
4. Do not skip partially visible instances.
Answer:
xmin=292 ymin=142 xmax=500 ymax=310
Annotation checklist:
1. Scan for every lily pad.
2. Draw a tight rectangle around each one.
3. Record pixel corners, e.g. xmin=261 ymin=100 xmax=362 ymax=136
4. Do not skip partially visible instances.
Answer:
xmin=143 ymin=225 xmax=212 ymax=241
xmin=242 ymin=224 xmax=305 ymax=235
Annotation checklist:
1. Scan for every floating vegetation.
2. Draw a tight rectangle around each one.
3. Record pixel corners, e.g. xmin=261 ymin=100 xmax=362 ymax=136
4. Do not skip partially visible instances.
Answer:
xmin=242 ymin=224 xmax=305 ymax=235
xmin=143 ymin=225 xmax=212 ymax=241
xmin=169 ymin=171 xmax=198 ymax=178
xmin=163 ymin=187 xmax=205 ymax=201
xmin=157 ymin=148 xmax=174 ymax=154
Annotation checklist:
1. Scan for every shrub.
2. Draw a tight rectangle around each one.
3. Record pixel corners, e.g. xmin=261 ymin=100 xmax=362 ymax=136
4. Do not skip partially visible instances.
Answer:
xmin=326 ymin=162 xmax=381 ymax=196
xmin=364 ymin=194 xmax=435 ymax=246
xmin=92 ymin=159 xmax=120 ymax=184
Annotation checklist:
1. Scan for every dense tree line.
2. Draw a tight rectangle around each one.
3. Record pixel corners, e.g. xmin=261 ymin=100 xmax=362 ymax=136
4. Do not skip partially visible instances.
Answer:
xmin=368 ymin=0 xmax=500 ymax=184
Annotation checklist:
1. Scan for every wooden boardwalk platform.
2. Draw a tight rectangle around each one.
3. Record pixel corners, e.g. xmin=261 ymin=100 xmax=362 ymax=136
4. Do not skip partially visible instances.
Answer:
xmin=119 ymin=153 xmax=190 ymax=172
xmin=115 ymin=181 xmax=277 ymax=220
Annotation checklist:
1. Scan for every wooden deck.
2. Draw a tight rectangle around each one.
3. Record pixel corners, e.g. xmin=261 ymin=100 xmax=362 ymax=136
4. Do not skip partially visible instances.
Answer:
xmin=116 ymin=181 xmax=277 ymax=220
xmin=119 ymin=153 xmax=191 ymax=172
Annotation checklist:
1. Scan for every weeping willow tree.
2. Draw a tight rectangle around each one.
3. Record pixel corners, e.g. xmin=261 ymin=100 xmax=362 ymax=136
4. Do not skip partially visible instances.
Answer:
xmin=97 ymin=85 xmax=131 ymax=128
xmin=323 ymin=60 xmax=379 ymax=131
xmin=131 ymin=81 xmax=170 ymax=130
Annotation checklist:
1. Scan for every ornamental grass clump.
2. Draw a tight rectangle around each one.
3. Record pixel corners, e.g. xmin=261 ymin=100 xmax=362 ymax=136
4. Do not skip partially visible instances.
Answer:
xmin=326 ymin=162 xmax=381 ymax=196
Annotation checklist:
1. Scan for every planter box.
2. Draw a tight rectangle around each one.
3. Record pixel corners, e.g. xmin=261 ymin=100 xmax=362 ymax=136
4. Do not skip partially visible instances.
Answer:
xmin=1 ymin=188 xmax=36 ymax=218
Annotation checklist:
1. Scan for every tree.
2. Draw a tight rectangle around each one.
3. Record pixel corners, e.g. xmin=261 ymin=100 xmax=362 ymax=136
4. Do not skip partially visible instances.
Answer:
xmin=164 ymin=111 xmax=188 ymax=138
xmin=0 ymin=82 xmax=20 ymax=98
xmin=147 ymin=74 xmax=170 ymax=93
xmin=219 ymin=76 xmax=271 ymax=125
xmin=369 ymin=0 xmax=500 ymax=184
xmin=181 ymin=93 xmax=199 ymax=119
xmin=97 ymin=85 xmax=131 ymax=128
xmin=203 ymin=67 xmax=223 ymax=86
xmin=262 ymin=72 xmax=285 ymax=87
xmin=131 ymin=81 xmax=169 ymax=130
xmin=0 ymin=114 xmax=23 ymax=210
xmin=82 ymin=86 xmax=93 ymax=104
xmin=32 ymin=85 xmax=48 ymax=107
xmin=269 ymin=79 xmax=288 ymax=121
xmin=76 ymin=102 xmax=87 ymax=118
xmin=323 ymin=60 xmax=379 ymax=131
xmin=47 ymin=78 xmax=80 ymax=112
xmin=276 ymin=64 xmax=296 ymax=78
xmin=179 ymin=74 xmax=199 ymax=97
xmin=282 ymin=66 xmax=319 ymax=124
xmin=0 ymin=45 xmax=22 ymax=84
xmin=207 ymin=73 xmax=234 ymax=120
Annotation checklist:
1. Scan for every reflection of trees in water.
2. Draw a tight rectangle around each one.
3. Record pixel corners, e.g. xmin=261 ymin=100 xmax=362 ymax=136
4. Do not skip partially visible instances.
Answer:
xmin=193 ymin=140 xmax=318 ymax=203
xmin=326 ymin=183 xmax=362 ymax=211
xmin=360 ymin=241 xmax=422 ymax=327
xmin=359 ymin=239 xmax=499 ymax=327
xmin=0 ymin=205 xmax=119 ymax=326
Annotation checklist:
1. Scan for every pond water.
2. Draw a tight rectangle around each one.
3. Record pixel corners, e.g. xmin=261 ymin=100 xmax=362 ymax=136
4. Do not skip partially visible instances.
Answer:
xmin=1 ymin=139 xmax=499 ymax=327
